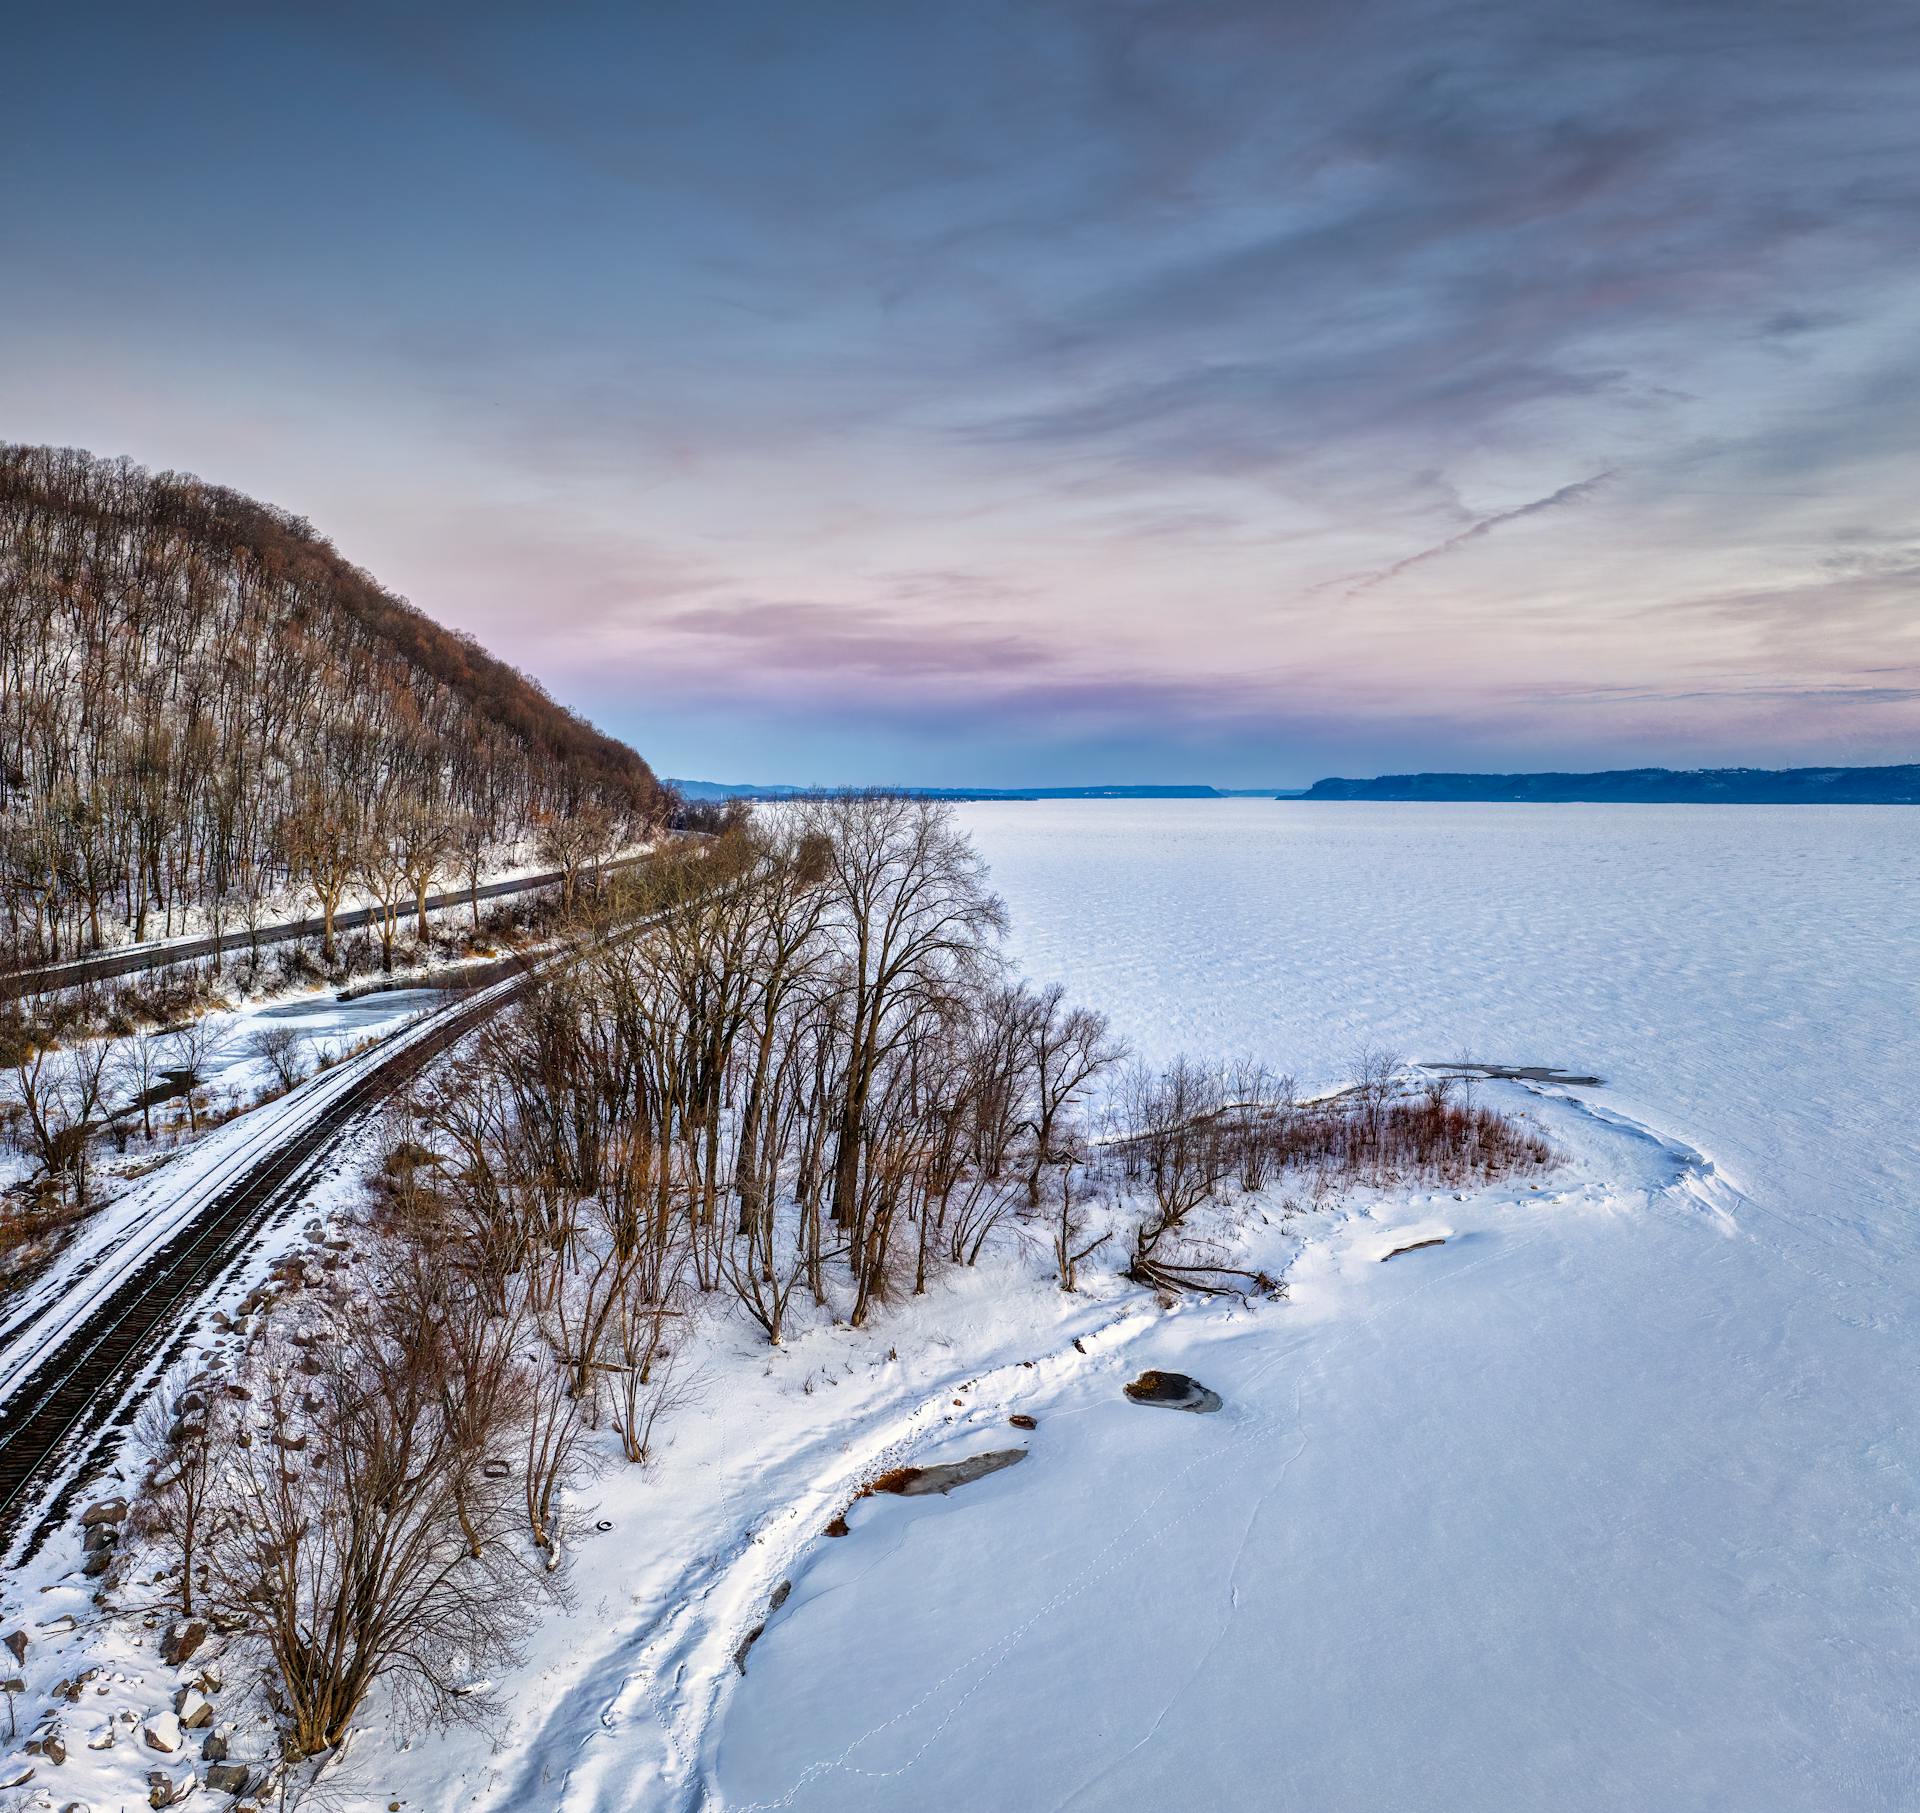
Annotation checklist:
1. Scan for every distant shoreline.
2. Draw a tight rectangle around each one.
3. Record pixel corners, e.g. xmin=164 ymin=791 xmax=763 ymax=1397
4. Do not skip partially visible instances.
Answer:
xmin=671 ymin=764 xmax=1918 ymax=807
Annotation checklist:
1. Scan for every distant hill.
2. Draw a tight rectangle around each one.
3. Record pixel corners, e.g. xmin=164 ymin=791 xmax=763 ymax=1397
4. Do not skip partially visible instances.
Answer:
xmin=1300 ymin=766 xmax=1920 ymax=805
xmin=0 ymin=443 xmax=670 ymax=964
xmin=669 ymin=779 xmax=1295 ymax=802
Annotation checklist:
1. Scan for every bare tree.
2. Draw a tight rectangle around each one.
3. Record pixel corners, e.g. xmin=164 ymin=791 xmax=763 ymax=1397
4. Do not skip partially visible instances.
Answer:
xmin=168 ymin=1017 xmax=223 ymax=1134
xmin=1122 ymin=1058 xmax=1271 ymax=1294
xmin=133 ymin=1367 xmax=220 ymax=1617
xmin=284 ymin=796 xmax=360 ymax=966
xmin=12 ymin=1035 xmax=116 ymax=1201
xmin=358 ymin=805 xmax=411 ymax=972
xmin=1022 ymin=983 xmax=1124 ymax=1206
xmin=803 ymin=795 xmax=1006 ymax=1323
xmin=521 ymin=1342 xmax=591 ymax=1565
xmin=113 ymin=1026 xmax=171 ymax=1142
xmin=253 ymin=1022 xmax=310 ymax=1094
xmin=453 ymin=808 xmax=492 ymax=928
xmin=399 ymin=801 xmax=454 ymax=943
xmin=196 ymin=1257 xmax=556 ymax=1760
xmin=1052 ymin=1164 xmax=1109 ymax=1292
xmin=535 ymin=805 xmax=615 ymax=917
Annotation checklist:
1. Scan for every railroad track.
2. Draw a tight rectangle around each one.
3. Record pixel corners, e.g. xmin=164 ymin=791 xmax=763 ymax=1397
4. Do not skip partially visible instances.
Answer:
xmin=0 ymin=955 xmax=540 ymax=1563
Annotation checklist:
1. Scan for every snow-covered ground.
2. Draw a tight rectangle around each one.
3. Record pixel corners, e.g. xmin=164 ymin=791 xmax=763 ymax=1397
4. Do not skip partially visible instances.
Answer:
xmin=0 ymin=983 xmax=492 ymax=1409
xmin=6 ymin=801 xmax=1915 ymax=1812
xmin=707 ymin=801 xmax=1920 ymax=1811
xmin=0 ymin=981 xmax=447 ymax=1203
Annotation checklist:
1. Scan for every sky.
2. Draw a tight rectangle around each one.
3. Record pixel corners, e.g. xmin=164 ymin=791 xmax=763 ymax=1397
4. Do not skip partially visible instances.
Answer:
xmin=4 ymin=0 xmax=1918 ymax=787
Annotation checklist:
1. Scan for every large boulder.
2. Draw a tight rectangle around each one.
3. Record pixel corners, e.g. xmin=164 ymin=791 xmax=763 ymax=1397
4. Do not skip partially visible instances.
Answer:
xmin=1122 ymin=1370 xmax=1223 ymax=1413
xmin=864 ymin=1448 xmax=1027 ymax=1498
xmin=142 ymin=1712 xmax=182 ymax=1753
xmin=173 ymin=1688 xmax=213 ymax=1730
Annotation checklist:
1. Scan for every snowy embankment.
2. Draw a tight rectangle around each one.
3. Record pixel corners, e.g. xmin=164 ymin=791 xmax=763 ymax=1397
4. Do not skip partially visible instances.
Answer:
xmin=0 ymin=977 xmax=512 ymax=1412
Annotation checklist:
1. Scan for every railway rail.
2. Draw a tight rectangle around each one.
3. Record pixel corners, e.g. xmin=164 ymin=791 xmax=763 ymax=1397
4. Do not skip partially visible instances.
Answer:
xmin=0 ymin=953 xmax=538 ymax=1562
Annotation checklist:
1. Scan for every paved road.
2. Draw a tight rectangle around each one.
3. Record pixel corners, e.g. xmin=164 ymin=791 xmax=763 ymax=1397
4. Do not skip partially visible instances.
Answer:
xmin=0 ymin=854 xmax=649 ymax=1002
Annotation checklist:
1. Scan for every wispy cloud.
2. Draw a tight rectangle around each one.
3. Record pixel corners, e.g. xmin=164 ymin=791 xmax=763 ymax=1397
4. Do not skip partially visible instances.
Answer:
xmin=1338 ymin=471 xmax=1617 ymax=599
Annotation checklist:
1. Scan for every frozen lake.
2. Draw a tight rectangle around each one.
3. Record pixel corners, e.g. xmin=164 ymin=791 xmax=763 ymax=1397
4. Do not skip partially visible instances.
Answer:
xmin=713 ymin=802 xmax=1920 ymax=1811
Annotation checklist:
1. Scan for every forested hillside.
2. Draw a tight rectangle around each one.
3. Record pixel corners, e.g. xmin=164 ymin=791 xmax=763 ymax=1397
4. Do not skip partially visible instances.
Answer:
xmin=0 ymin=444 xmax=670 ymax=966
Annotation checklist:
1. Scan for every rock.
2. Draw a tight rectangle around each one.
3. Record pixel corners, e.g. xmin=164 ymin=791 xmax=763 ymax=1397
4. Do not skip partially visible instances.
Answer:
xmin=160 ymin=1621 xmax=207 ymax=1666
xmin=0 ymin=1675 xmax=22 ymax=1694
xmin=206 ymin=1762 xmax=251 ymax=1794
xmin=2 ymin=1630 xmax=23 ymax=1663
xmin=1379 ymin=1236 xmax=1447 ymax=1261
xmin=0 ymin=1765 xmax=33 ymax=1789
xmin=86 ymin=1726 xmax=115 ymax=1750
xmin=173 ymin=1689 xmax=213 ymax=1729
xmin=81 ymin=1550 xmax=113 ymax=1578
xmin=40 ymin=1615 xmax=77 ymax=1635
xmin=83 ymin=1525 xmax=116 ymax=1554
xmin=143 ymin=1711 xmax=182 ymax=1753
xmin=79 ymin=1498 xmax=128 ymax=1528
xmin=1122 ymin=1370 xmax=1223 ymax=1413
xmin=863 ymin=1448 xmax=1027 ymax=1498
xmin=200 ymin=1732 xmax=227 ymax=1761
xmin=1008 ymin=1413 xmax=1038 ymax=1430
xmin=148 ymin=1768 xmax=196 ymax=1808
xmin=43 ymin=1731 xmax=67 ymax=1765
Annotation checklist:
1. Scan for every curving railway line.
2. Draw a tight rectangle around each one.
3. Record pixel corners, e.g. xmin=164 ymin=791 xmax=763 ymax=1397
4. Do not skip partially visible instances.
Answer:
xmin=0 ymin=954 xmax=539 ymax=1564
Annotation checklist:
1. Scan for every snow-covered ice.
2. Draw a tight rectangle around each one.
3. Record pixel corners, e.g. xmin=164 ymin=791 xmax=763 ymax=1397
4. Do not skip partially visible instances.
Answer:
xmin=708 ymin=801 xmax=1920 ymax=1811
